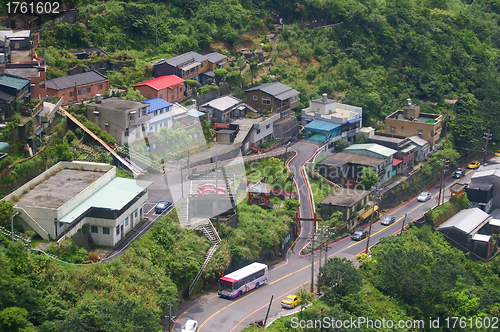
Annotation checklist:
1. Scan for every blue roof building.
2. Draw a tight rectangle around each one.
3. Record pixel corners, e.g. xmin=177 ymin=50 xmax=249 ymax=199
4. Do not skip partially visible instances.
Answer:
xmin=142 ymin=98 xmax=173 ymax=133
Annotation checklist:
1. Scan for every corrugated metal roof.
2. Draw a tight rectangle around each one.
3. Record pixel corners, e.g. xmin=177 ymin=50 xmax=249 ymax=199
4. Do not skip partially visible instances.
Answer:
xmin=437 ymin=208 xmax=490 ymax=234
xmin=408 ymin=135 xmax=429 ymax=147
xmin=58 ymin=177 xmax=152 ymax=223
xmin=472 ymin=167 xmax=500 ymax=179
xmin=202 ymin=95 xmax=241 ymax=111
xmin=0 ymin=73 xmax=30 ymax=90
xmin=133 ymin=75 xmax=184 ymax=90
xmin=400 ymin=144 xmax=417 ymax=153
xmin=345 ymin=143 xmax=397 ymax=158
xmin=472 ymin=234 xmax=491 ymax=242
xmin=305 ymin=120 xmax=341 ymax=132
xmin=164 ymin=51 xmax=206 ymax=67
xmin=205 ymin=52 xmax=227 ymax=63
xmin=46 ymin=70 xmax=108 ymax=90
xmin=245 ymin=82 xmax=299 ymax=99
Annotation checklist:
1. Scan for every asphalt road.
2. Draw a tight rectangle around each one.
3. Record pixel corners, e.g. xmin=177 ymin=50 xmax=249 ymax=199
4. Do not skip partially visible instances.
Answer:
xmin=171 ymin=164 xmax=476 ymax=332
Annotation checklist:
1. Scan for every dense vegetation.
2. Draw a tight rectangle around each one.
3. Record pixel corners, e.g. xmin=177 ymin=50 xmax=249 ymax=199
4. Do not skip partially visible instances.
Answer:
xmin=248 ymin=226 xmax=500 ymax=332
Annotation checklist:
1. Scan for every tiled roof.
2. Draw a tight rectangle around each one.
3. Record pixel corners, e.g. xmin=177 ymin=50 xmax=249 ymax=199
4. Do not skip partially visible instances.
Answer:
xmin=46 ymin=70 xmax=108 ymax=90
xmin=245 ymin=82 xmax=300 ymax=100
xmin=133 ymin=75 xmax=184 ymax=91
xmin=164 ymin=51 xmax=206 ymax=67
xmin=205 ymin=52 xmax=227 ymax=63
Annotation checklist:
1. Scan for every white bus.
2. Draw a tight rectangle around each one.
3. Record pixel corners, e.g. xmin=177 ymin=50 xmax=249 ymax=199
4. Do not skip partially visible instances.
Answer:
xmin=218 ymin=262 xmax=268 ymax=299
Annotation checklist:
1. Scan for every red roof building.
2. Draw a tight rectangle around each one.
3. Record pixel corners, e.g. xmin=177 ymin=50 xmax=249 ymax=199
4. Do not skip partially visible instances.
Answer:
xmin=133 ymin=75 xmax=185 ymax=104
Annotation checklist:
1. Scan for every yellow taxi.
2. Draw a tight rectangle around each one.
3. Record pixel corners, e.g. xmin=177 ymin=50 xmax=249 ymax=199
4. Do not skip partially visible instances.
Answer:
xmin=468 ymin=161 xmax=481 ymax=169
xmin=495 ymin=150 xmax=500 ymax=156
xmin=281 ymin=294 xmax=301 ymax=309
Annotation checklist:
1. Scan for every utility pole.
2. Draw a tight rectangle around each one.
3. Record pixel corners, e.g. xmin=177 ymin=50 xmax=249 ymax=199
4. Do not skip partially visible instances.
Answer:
xmin=400 ymin=213 xmax=407 ymax=236
xmin=11 ymin=212 xmax=19 ymax=241
xmin=484 ymin=129 xmax=492 ymax=165
xmin=317 ymin=229 xmax=322 ymax=294
xmin=167 ymin=304 xmax=173 ymax=332
xmin=365 ymin=187 xmax=381 ymax=255
xmin=310 ymin=233 xmax=315 ymax=293
xmin=437 ymin=158 xmax=448 ymax=206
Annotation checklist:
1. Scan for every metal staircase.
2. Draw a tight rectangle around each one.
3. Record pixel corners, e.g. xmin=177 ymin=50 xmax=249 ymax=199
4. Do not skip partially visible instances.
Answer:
xmin=188 ymin=219 xmax=221 ymax=295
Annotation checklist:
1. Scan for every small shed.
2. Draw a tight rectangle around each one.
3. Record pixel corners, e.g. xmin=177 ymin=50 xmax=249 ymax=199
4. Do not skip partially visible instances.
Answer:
xmin=450 ymin=183 xmax=468 ymax=199
xmin=246 ymin=181 xmax=272 ymax=205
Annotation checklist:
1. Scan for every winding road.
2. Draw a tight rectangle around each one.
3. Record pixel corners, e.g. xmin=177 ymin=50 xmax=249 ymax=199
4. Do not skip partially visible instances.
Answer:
xmin=169 ymin=141 xmax=478 ymax=332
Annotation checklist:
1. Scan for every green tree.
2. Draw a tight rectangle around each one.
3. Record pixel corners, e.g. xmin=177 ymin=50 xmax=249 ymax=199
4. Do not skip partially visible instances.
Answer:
xmin=328 ymin=211 xmax=344 ymax=228
xmin=0 ymin=201 xmax=13 ymax=228
xmin=284 ymin=198 xmax=300 ymax=211
xmin=0 ymin=307 xmax=35 ymax=332
xmin=360 ymin=167 xmax=380 ymax=190
xmin=295 ymin=287 xmax=314 ymax=315
xmin=319 ymin=257 xmax=362 ymax=306
xmin=333 ymin=139 xmax=349 ymax=152
xmin=213 ymin=69 xmax=228 ymax=85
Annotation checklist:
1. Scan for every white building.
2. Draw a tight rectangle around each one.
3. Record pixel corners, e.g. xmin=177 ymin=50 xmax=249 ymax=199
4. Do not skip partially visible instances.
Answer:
xmin=4 ymin=161 xmax=152 ymax=247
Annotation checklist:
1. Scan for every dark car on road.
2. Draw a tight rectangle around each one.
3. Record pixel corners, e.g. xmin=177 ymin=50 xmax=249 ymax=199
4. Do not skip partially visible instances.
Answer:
xmin=453 ymin=169 xmax=466 ymax=179
xmin=351 ymin=230 xmax=368 ymax=241
xmin=381 ymin=215 xmax=396 ymax=226
xmin=155 ymin=201 xmax=172 ymax=214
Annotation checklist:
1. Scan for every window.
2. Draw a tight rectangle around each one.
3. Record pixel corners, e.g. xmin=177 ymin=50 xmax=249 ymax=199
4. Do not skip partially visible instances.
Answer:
xmin=86 ymin=87 xmax=91 ymax=93
xmin=70 ymin=91 xmax=75 ymax=97
xmin=103 ymin=227 xmax=110 ymax=235
xmin=160 ymin=108 xmax=164 ymax=114
xmin=390 ymin=126 xmax=396 ymax=133
xmin=59 ymin=222 xmax=64 ymax=228
xmin=147 ymin=94 xmax=151 ymax=99
xmin=125 ymin=217 xmax=129 ymax=227
xmin=154 ymin=110 xmax=158 ymax=116
xmin=266 ymin=124 xmax=270 ymax=129
xmin=134 ymin=209 xmax=138 ymax=218
xmin=257 ymin=129 xmax=261 ymax=134
xmin=253 ymin=95 xmax=258 ymax=100
xmin=262 ymin=97 xmax=271 ymax=105
xmin=159 ymin=94 xmax=163 ymax=99
xmin=180 ymin=87 xmax=183 ymax=92
xmin=91 ymin=226 xmax=98 ymax=233
xmin=78 ymin=89 xmax=82 ymax=95
xmin=124 ymin=128 xmax=129 ymax=136
xmin=171 ymin=90 xmax=175 ymax=100
xmin=418 ymin=129 xmax=423 ymax=135
xmin=129 ymin=113 xmax=134 ymax=121
xmin=283 ymin=111 xmax=288 ymax=117
xmin=401 ymin=126 xmax=404 ymax=130
xmin=200 ymin=62 xmax=204 ymax=68
xmin=430 ymin=130 xmax=435 ymax=137
xmin=98 ymin=84 xmax=103 ymax=90
xmin=116 ymin=226 xmax=120 ymax=236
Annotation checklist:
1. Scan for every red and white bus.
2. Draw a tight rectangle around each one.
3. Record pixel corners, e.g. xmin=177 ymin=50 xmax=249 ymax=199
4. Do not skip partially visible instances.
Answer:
xmin=218 ymin=262 xmax=268 ymax=299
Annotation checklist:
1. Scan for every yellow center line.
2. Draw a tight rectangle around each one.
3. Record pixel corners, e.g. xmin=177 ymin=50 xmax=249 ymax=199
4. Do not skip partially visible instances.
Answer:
xmin=200 ymin=176 xmax=467 ymax=330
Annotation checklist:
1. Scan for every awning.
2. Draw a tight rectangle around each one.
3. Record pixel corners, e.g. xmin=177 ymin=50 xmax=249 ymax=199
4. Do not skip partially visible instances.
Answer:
xmin=359 ymin=205 xmax=378 ymax=221
xmin=181 ymin=61 xmax=200 ymax=71
xmin=400 ymin=144 xmax=417 ymax=153
xmin=0 ymin=142 xmax=9 ymax=151
xmin=347 ymin=118 xmax=361 ymax=124
xmin=472 ymin=234 xmax=491 ymax=242
xmin=490 ymin=219 xmax=500 ymax=227
xmin=34 ymin=126 xmax=44 ymax=135
xmin=393 ymin=158 xmax=403 ymax=166
xmin=304 ymin=120 xmax=341 ymax=133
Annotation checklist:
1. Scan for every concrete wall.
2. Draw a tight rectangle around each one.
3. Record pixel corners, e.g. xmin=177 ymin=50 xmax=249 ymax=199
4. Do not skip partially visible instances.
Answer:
xmin=47 ymin=80 xmax=109 ymax=103
xmin=384 ymin=115 xmax=442 ymax=145
xmin=251 ymin=114 xmax=279 ymax=143
xmin=245 ymin=90 xmax=299 ymax=112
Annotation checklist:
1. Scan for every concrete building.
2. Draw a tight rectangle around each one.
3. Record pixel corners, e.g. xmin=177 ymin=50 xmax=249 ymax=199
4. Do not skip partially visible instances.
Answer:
xmin=320 ymin=188 xmax=372 ymax=230
xmin=0 ymin=30 xmax=31 ymax=52
xmin=408 ymin=135 xmax=431 ymax=161
xmin=384 ymin=99 xmax=442 ymax=145
xmin=0 ymin=72 xmax=31 ymax=120
xmin=4 ymin=161 xmax=152 ymax=247
xmin=46 ymin=70 xmax=109 ymax=102
xmin=302 ymin=94 xmax=362 ymax=145
xmin=1 ymin=62 xmax=46 ymax=100
xmin=133 ymin=75 xmax=185 ymax=104
xmin=87 ymin=97 xmax=151 ymax=145
xmin=343 ymin=143 xmax=397 ymax=182
xmin=438 ymin=208 xmax=494 ymax=259
xmin=152 ymin=51 xmax=227 ymax=85
xmin=142 ymin=98 xmax=173 ymax=134
xmin=470 ymin=164 xmax=500 ymax=210
xmin=368 ymin=134 xmax=416 ymax=174
xmin=317 ymin=152 xmax=387 ymax=188
xmin=199 ymin=95 xmax=257 ymax=122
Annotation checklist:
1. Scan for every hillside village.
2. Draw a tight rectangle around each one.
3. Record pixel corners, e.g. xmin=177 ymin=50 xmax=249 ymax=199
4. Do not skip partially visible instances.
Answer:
xmin=2 ymin=1 xmax=500 ymax=332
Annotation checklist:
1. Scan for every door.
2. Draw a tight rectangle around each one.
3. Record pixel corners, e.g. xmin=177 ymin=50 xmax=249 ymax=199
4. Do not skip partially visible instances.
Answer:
xmin=121 ymin=225 xmax=124 ymax=239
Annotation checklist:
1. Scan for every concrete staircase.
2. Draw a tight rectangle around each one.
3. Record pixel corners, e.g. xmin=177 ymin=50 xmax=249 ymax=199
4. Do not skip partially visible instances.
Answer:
xmin=188 ymin=219 xmax=221 ymax=295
